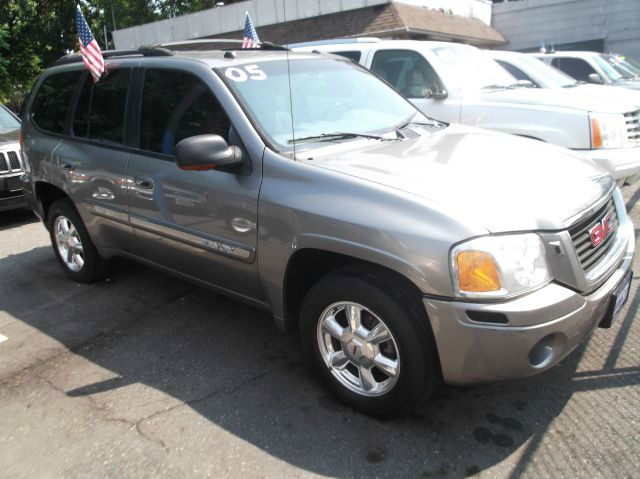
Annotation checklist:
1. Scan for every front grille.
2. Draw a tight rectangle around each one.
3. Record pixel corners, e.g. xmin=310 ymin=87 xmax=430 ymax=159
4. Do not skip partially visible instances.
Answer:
xmin=0 ymin=149 xmax=23 ymax=173
xmin=7 ymin=151 xmax=20 ymax=169
xmin=624 ymin=109 xmax=640 ymax=144
xmin=569 ymin=197 xmax=618 ymax=274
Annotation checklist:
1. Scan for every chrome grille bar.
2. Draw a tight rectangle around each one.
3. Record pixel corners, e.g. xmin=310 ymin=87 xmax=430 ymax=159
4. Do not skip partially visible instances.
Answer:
xmin=568 ymin=196 xmax=618 ymax=275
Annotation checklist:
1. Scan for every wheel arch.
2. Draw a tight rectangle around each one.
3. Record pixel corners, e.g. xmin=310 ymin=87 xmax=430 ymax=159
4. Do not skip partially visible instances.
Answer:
xmin=34 ymin=181 xmax=70 ymax=222
xmin=282 ymin=247 xmax=428 ymax=334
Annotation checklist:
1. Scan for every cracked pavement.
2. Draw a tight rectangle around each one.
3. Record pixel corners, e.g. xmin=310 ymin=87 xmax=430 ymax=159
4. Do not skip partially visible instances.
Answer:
xmin=0 ymin=185 xmax=639 ymax=478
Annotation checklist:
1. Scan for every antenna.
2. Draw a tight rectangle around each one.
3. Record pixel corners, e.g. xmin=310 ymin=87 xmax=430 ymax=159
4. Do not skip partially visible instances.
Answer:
xmin=282 ymin=0 xmax=296 ymax=159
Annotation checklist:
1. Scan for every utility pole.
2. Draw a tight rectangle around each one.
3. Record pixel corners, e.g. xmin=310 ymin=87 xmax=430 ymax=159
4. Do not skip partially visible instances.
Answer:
xmin=111 ymin=2 xmax=117 ymax=31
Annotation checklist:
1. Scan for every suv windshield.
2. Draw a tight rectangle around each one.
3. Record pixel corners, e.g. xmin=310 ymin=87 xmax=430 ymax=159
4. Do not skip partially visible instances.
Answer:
xmin=432 ymin=46 xmax=516 ymax=91
xmin=593 ymin=54 xmax=640 ymax=81
xmin=0 ymin=105 xmax=20 ymax=133
xmin=217 ymin=57 xmax=427 ymax=149
xmin=518 ymin=55 xmax=576 ymax=88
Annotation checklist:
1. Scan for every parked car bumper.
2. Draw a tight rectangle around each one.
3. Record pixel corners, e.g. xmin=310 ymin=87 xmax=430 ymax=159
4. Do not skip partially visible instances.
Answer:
xmin=424 ymin=220 xmax=634 ymax=385
xmin=581 ymin=146 xmax=640 ymax=185
xmin=0 ymin=174 xmax=27 ymax=212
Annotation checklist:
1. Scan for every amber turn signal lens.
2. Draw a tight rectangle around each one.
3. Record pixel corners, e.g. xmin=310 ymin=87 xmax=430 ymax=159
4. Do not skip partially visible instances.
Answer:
xmin=591 ymin=117 xmax=603 ymax=149
xmin=457 ymin=251 xmax=501 ymax=293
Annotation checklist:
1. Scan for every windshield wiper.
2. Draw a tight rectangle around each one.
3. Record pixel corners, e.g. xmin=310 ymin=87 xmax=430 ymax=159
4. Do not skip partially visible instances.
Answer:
xmin=287 ymin=132 xmax=393 ymax=144
xmin=563 ymin=81 xmax=587 ymax=88
xmin=482 ymin=82 xmax=530 ymax=90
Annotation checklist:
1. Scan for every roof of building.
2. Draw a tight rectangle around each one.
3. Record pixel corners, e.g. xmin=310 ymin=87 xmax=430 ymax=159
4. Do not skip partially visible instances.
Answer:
xmin=206 ymin=3 xmax=506 ymax=47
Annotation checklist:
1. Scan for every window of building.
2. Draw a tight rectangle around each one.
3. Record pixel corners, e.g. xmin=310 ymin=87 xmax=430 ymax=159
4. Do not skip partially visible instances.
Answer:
xmin=331 ymin=51 xmax=362 ymax=63
xmin=31 ymin=70 xmax=83 ymax=134
xmin=140 ymin=69 xmax=230 ymax=155
xmin=551 ymin=57 xmax=598 ymax=82
xmin=72 ymin=69 xmax=131 ymax=144
xmin=371 ymin=49 xmax=444 ymax=98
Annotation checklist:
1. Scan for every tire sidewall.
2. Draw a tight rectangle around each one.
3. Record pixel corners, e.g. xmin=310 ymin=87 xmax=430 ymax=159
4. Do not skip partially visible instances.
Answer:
xmin=300 ymin=272 xmax=436 ymax=416
xmin=47 ymin=200 xmax=101 ymax=282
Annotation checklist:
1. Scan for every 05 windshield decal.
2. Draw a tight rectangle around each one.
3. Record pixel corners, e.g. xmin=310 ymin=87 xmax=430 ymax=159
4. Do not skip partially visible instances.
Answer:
xmin=224 ymin=65 xmax=268 ymax=82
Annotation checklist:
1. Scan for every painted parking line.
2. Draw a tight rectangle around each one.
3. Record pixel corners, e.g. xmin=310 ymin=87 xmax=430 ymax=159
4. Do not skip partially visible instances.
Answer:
xmin=0 ymin=334 xmax=7 ymax=343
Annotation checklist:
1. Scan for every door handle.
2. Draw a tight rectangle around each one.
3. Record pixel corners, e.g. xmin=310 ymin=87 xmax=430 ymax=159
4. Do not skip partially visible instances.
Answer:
xmin=134 ymin=175 xmax=154 ymax=190
xmin=61 ymin=162 xmax=76 ymax=171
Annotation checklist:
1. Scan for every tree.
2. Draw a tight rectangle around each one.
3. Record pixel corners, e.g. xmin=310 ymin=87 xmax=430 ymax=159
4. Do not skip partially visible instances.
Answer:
xmin=0 ymin=0 xmax=244 ymax=106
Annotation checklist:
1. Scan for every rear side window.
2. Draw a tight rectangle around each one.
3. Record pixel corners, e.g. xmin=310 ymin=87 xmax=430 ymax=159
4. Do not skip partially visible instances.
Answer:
xmin=331 ymin=51 xmax=361 ymax=63
xmin=73 ymin=69 xmax=131 ymax=144
xmin=31 ymin=70 xmax=82 ymax=134
xmin=140 ymin=69 xmax=230 ymax=155
xmin=371 ymin=49 xmax=444 ymax=98
xmin=551 ymin=57 xmax=597 ymax=82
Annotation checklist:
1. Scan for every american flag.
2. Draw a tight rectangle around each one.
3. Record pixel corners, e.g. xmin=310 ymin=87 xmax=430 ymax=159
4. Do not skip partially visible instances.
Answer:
xmin=75 ymin=5 xmax=104 ymax=82
xmin=241 ymin=12 xmax=260 ymax=49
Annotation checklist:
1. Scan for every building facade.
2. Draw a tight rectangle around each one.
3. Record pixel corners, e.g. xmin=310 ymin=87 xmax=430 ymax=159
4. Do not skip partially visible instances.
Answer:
xmin=113 ymin=0 xmax=504 ymax=50
xmin=492 ymin=0 xmax=640 ymax=58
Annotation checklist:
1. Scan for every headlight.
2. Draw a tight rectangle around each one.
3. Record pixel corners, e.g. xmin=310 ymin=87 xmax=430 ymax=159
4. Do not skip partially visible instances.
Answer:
xmin=451 ymin=233 xmax=551 ymax=299
xmin=590 ymin=112 xmax=627 ymax=149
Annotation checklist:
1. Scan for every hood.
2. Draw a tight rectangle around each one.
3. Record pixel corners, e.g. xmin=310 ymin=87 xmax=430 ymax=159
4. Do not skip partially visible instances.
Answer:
xmin=0 ymin=128 xmax=20 ymax=145
xmin=612 ymin=79 xmax=640 ymax=91
xmin=302 ymin=124 xmax=613 ymax=233
xmin=480 ymin=87 xmax=637 ymax=113
xmin=568 ymin=84 xmax=640 ymax=107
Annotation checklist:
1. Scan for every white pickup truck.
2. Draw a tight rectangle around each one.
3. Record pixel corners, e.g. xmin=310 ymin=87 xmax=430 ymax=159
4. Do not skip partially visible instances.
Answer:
xmin=293 ymin=39 xmax=640 ymax=185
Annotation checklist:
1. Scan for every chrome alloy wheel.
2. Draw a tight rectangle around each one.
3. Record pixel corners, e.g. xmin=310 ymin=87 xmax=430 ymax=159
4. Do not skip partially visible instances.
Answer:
xmin=54 ymin=215 xmax=85 ymax=272
xmin=317 ymin=302 xmax=401 ymax=397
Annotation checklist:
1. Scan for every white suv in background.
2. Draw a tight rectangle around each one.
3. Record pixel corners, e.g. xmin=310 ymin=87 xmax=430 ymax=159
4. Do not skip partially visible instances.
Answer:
xmin=293 ymin=39 xmax=640 ymax=185
xmin=533 ymin=51 xmax=640 ymax=91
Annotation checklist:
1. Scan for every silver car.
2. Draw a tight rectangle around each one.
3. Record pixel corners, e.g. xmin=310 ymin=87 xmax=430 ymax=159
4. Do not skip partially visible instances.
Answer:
xmin=21 ymin=43 xmax=634 ymax=416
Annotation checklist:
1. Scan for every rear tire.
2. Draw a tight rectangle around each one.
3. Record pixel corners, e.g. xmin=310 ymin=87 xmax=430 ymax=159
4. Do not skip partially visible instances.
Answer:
xmin=47 ymin=199 xmax=113 ymax=282
xmin=300 ymin=267 xmax=440 ymax=416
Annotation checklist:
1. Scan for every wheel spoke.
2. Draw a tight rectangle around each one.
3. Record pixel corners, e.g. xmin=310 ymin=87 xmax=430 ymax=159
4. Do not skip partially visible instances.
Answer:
xmin=329 ymin=351 xmax=349 ymax=370
xmin=373 ymin=354 xmax=398 ymax=378
xmin=345 ymin=304 xmax=361 ymax=332
xmin=60 ymin=219 xmax=70 ymax=233
xmin=322 ymin=315 xmax=346 ymax=340
xmin=366 ymin=322 xmax=391 ymax=344
xmin=359 ymin=366 xmax=377 ymax=392
xmin=73 ymin=253 xmax=84 ymax=269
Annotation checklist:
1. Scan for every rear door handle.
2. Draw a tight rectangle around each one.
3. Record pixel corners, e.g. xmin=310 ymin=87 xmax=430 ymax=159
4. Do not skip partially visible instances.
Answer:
xmin=61 ymin=162 xmax=76 ymax=171
xmin=134 ymin=174 xmax=154 ymax=190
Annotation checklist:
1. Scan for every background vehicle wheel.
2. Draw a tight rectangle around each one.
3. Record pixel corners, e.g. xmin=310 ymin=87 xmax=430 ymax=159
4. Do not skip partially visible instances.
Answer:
xmin=47 ymin=199 xmax=113 ymax=283
xmin=300 ymin=267 xmax=440 ymax=416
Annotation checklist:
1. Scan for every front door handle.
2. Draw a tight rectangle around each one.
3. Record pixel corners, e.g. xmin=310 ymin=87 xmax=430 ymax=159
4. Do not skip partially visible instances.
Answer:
xmin=134 ymin=175 xmax=154 ymax=190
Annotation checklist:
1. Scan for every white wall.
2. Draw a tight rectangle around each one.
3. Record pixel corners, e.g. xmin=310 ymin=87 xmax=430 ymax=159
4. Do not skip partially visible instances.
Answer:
xmin=492 ymin=0 xmax=640 ymax=58
xmin=113 ymin=0 xmax=492 ymax=49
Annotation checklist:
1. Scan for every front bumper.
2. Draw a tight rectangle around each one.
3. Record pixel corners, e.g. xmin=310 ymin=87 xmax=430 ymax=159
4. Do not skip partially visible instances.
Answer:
xmin=581 ymin=146 xmax=640 ymax=185
xmin=0 ymin=173 xmax=27 ymax=212
xmin=425 ymin=221 xmax=634 ymax=385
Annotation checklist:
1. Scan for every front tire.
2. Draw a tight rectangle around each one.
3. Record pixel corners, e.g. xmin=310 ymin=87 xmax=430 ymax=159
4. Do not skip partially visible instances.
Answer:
xmin=47 ymin=199 xmax=113 ymax=282
xmin=300 ymin=268 xmax=440 ymax=416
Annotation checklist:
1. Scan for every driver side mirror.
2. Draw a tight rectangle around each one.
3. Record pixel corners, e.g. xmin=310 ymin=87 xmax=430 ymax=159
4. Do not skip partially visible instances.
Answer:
xmin=176 ymin=135 xmax=242 ymax=172
xmin=428 ymin=89 xmax=448 ymax=100
xmin=587 ymin=73 xmax=604 ymax=84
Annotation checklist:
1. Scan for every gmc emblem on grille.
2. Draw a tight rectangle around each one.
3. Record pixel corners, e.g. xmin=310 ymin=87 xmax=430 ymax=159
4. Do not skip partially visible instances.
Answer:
xmin=590 ymin=212 xmax=614 ymax=247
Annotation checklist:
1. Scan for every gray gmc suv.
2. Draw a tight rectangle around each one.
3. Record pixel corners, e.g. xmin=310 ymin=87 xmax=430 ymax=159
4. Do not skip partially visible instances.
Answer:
xmin=21 ymin=43 xmax=634 ymax=416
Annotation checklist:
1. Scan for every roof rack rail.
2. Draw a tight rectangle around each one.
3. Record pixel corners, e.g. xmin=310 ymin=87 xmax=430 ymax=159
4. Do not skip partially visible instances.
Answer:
xmin=52 ymin=46 xmax=174 ymax=66
xmin=158 ymin=39 xmax=289 ymax=51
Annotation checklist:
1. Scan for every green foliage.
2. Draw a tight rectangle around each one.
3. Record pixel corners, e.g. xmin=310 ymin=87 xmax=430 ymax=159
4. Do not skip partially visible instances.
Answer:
xmin=0 ymin=0 xmax=243 ymax=106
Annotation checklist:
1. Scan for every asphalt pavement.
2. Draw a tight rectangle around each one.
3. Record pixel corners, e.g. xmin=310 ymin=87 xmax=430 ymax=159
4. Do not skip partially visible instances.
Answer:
xmin=0 ymin=187 xmax=638 ymax=478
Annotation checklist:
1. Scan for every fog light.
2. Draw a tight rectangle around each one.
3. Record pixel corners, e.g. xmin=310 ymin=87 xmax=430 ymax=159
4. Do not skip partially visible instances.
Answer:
xmin=528 ymin=334 xmax=566 ymax=369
